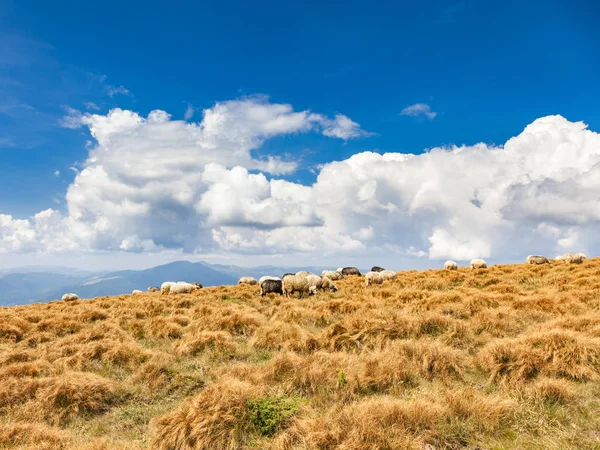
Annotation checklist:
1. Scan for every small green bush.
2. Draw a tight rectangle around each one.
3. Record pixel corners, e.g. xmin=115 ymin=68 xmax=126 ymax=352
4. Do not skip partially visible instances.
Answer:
xmin=247 ymin=396 xmax=299 ymax=436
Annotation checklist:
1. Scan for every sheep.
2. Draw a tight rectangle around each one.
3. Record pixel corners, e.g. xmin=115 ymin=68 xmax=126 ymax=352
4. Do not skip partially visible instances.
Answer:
xmin=282 ymin=275 xmax=315 ymax=299
xmin=371 ymin=266 xmax=385 ymax=272
xmin=322 ymin=270 xmax=344 ymax=281
xmin=260 ymin=279 xmax=283 ymax=297
xmin=259 ymin=276 xmax=281 ymax=284
xmin=295 ymin=271 xmax=313 ymax=278
xmin=192 ymin=282 xmax=203 ymax=289
xmin=444 ymin=260 xmax=458 ymax=270
xmin=147 ymin=286 xmax=160 ymax=293
xmin=470 ymin=259 xmax=487 ymax=270
xmin=379 ymin=270 xmax=397 ymax=281
xmin=365 ymin=271 xmax=383 ymax=287
xmin=132 ymin=290 xmax=143 ymax=295
xmin=169 ymin=282 xmax=200 ymax=295
xmin=61 ymin=293 xmax=79 ymax=302
xmin=577 ymin=253 xmax=587 ymax=260
xmin=526 ymin=255 xmax=549 ymax=265
xmin=342 ymin=267 xmax=361 ymax=276
xmin=555 ymin=253 xmax=583 ymax=264
xmin=238 ymin=277 xmax=257 ymax=285
xmin=161 ymin=281 xmax=175 ymax=295
xmin=320 ymin=276 xmax=338 ymax=292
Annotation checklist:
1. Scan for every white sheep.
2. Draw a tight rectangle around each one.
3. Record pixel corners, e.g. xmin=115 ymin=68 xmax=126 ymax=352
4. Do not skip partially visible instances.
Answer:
xmin=282 ymin=275 xmax=315 ymax=299
xmin=576 ymin=253 xmax=587 ymax=260
xmin=379 ymin=270 xmax=398 ymax=281
xmin=238 ymin=276 xmax=257 ymax=285
xmin=555 ymin=253 xmax=583 ymax=264
xmin=132 ymin=290 xmax=143 ymax=295
xmin=161 ymin=281 xmax=175 ymax=295
xmin=169 ymin=282 xmax=200 ymax=295
xmin=322 ymin=270 xmax=344 ymax=280
xmin=320 ymin=276 xmax=338 ymax=292
xmin=365 ymin=271 xmax=383 ymax=287
xmin=444 ymin=260 xmax=458 ymax=270
xmin=295 ymin=271 xmax=313 ymax=278
xmin=305 ymin=274 xmax=322 ymax=288
xmin=526 ymin=255 xmax=549 ymax=265
xmin=61 ymin=293 xmax=79 ymax=302
xmin=470 ymin=259 xmax=487 ymax=269
xmin=258 ymin=276 xmax=281 ymax=285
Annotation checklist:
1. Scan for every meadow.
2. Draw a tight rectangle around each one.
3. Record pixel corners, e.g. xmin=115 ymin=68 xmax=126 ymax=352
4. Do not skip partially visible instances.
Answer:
xmin=2 ymin=259 xmax=600 ymax=449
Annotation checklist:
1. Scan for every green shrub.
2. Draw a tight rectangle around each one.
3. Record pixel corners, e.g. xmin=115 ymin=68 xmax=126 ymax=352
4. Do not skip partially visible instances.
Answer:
xmin=247 ymin=396 xmax=299 ymax=436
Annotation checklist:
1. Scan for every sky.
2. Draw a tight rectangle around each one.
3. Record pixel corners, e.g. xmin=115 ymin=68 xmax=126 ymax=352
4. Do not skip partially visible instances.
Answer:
xmin=1 ymin=0 xmax=600 ymax=271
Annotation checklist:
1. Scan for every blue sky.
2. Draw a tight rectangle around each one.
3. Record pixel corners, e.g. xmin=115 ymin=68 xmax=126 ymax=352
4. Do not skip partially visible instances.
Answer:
xmin=1 ymin=0 xmax=600 ymax=270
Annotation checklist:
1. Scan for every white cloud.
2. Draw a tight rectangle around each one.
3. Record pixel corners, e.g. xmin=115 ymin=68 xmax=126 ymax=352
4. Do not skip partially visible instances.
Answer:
xmin=54 ymin=170 xmax=60 ymax=176
xmin=318 ymin=113 xmax=372 ymax=140
xmin=59 ymin=106 xmax=84 ymax=129
xmin=105 ymin=85 xmax=130 ymax=98
xmin=3 ymin=97 xmax=600 ymax=266
xmin=401 ymin=103 xmax=437 ymax=119
xmin=184 ymin=104 xmax=195 ymax=120
xmin=84 ymin=102 xmax=100 ymax=111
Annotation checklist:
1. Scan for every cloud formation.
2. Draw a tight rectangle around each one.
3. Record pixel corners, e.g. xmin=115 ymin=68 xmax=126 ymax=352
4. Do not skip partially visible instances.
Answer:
xmin=401 ymin=103 xmax=437 ymax=119
xmin=105 ymin=85 xmax=130 ymax=98
xmin=2 ymin=96 xmax=599 ymax=265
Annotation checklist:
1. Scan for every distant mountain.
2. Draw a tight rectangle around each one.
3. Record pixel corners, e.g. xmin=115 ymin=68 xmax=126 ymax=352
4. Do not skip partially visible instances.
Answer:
xmin=0 ymin=260 xmax=332 ymax=306
xmin=0 ymin=272 xmax=89 ymax=306
xmin=0 ymin=265 xmax=95 ymax=278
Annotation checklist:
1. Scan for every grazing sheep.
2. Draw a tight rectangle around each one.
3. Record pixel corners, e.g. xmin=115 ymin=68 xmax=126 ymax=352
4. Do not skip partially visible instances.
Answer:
xmin=342 ymin=267 xmax=361 ymax=276
xmin=295 ymin=271 xmax=314 ymax=278
xmin=282 ymin=275 xmax=314 ymax=299
xmin=577 ymin=253 xmax=587 ymax=260
xmin=444 ymin=260 xmax=458 ymax=270
xmin=169 ymin=282 xmax=200 ymax=295
xmin=132 ymin=290 xmax=143 ymax=295
xmin=238 ymin=277 xmax=257 ymax=285
xmin=365 ymin=271 xmax=383 ymax=287
xmin=555 ymin=253 xmax=584 ymax=264
xmin=526 ymin=255 xmax=549 ymax=265
xmin=147 ymin=286 xmax=160 ymax=293
xmin=191 ymin=282 xmax=203 ymax=289
xmin=161 ymin=281 xmax=175 ymax=295
xmin=260 ymin=279 xmax=283 ymax=296
xmin=259 ymin=276 xmax=281 ymax=284
xmin=470 ymin=259 xmax=488 ymax=270
xmin=61 ymin=293 xmax=79 ymax=302
xmin=305 ymin=274 xmax=322 ymax=287
xmin=322 ymin=270 xmax=344 ymax=281
xmin=320 ymin=276 xmax=338 ymax=292
xmin=379 ymin=270 xmax=397 ymax=281
xmin=371 ymin=266 xmax=385 ymax=272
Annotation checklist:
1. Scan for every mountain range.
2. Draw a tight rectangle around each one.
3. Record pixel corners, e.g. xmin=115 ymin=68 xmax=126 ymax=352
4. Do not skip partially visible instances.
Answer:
xmin=0 ymin=260 xmax=330 ymax=306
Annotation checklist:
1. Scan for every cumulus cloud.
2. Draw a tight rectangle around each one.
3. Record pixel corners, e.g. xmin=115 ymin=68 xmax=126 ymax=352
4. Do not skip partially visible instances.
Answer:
xmin=401 ymin=103 xmax=437 ymax=119
xmin=3 ymin=97 xmax=600 ymax=265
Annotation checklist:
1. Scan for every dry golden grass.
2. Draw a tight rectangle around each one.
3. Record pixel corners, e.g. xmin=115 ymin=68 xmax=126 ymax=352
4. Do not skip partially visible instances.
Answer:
xmin=2 ymin=259 xmax=600 ymax=448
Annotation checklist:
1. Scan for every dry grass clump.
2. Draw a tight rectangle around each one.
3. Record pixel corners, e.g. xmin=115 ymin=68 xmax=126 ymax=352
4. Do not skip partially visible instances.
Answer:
xmin=3 ymin=258 xmax=600 ymax=448
xmin=149 ymin=379 xmax=262 ymax=450
xmin=480 ymin=330 xmax=600 ymax=382
xmin=0 ymin=423 xmax=67 ymax=450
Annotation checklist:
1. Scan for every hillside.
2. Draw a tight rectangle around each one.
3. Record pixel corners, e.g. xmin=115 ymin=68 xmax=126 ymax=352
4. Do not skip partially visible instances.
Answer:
xmin=1 ymin=260 xmax=600 ymax=449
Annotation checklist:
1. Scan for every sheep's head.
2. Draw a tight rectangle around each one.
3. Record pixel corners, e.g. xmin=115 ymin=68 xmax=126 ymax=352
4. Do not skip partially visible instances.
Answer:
xmin=329 ymin=285 xmax=338 ymax=292
xmin=309 ymin=286 xmax=318 ymax=296
xmin=192 ymin=282 xmax=202 ymax=289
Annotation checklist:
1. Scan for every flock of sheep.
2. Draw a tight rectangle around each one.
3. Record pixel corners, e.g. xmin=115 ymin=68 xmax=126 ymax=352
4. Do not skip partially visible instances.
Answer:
xmin=59 ymin=252 xmax=588 ymax=302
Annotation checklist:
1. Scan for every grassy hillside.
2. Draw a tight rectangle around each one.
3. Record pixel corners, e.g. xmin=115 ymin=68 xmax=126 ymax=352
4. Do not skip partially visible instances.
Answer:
xmin=2 ymin=260 xmax=600 ymax=449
